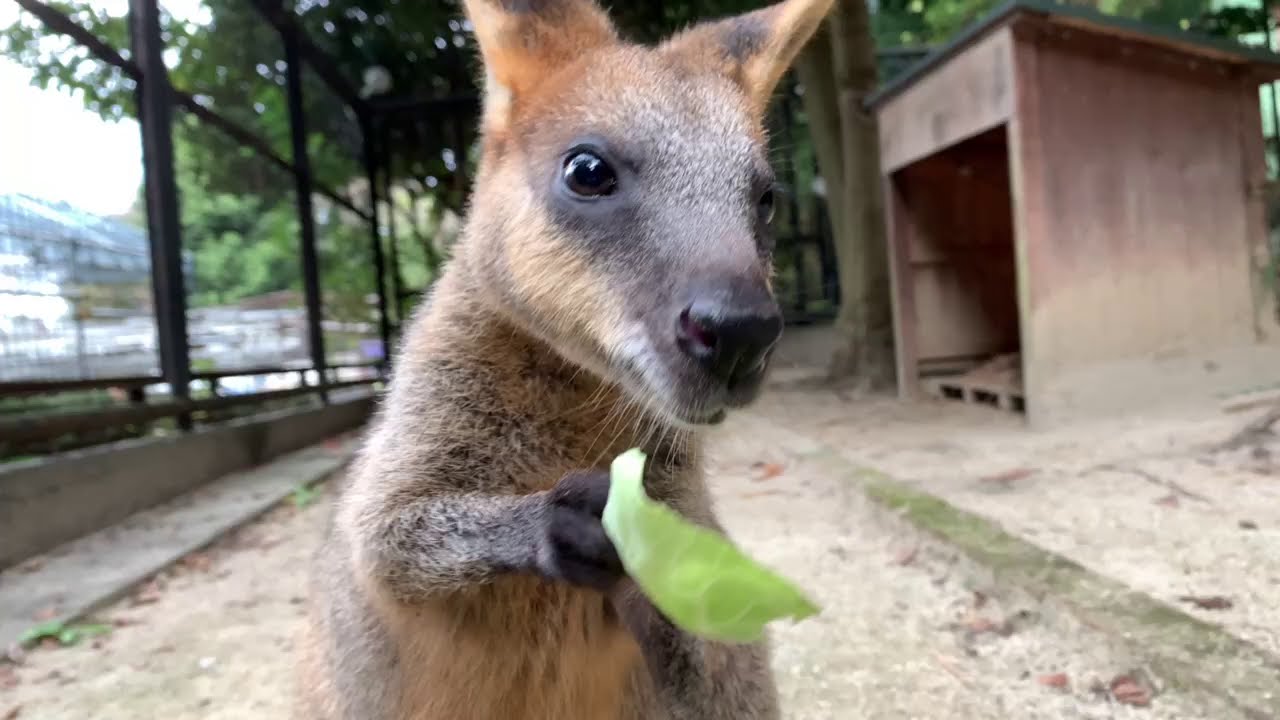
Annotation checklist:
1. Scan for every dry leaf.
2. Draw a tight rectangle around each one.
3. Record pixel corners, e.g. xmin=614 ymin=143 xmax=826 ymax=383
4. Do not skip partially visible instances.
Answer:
xmin=752 ymin=463 xmax=785 ymax=481
xmin=1037 ymin=672 xmax=1070 ymax=690
xmin=131 ymin=581 xmax=164 ymax=607
xmin=3 ymin=705 xmax=21 ymax=720
xmin=1176 ymin=595 xmax=1233 ymax=610
xmin=1110 ymin=675 xmax=1152 ymax=707
xmin=979 ymin=468 xmax=1036 ymax=485
xmin=179 ymin=553 xmax=213 ymax=573
xmin=966 ymin=616 xmax=999 ymax=634
xmin=1154 ymin=494 xmax=1180 ymax=508
xmin=739 ymin=489 xmax=786 ymax=499
xmin=891 ymin=546 xmax=918 ymax=566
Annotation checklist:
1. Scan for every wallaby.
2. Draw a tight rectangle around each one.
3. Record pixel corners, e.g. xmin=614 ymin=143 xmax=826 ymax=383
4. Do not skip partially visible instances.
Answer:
xmin=296 ymin=0 xmax=834 ymax=717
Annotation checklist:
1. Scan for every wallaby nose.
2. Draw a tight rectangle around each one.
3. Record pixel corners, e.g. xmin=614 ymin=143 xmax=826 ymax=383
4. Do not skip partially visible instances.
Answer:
xmin=676 ymin=298 xmax=783 ymax=388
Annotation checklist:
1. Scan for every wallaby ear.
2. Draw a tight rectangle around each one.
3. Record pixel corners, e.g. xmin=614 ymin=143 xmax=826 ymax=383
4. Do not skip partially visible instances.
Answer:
xmin=462 ymin=0 xmax=618 ymax=130
xmin=661 ymin=0 xmax=836 ymax=115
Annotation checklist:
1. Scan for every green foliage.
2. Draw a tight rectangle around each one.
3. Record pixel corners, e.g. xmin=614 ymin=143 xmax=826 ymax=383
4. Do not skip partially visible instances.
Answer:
xmin=20 ymin=620 xmax=112 ymax=648
xmin=291 ymin=483 xmax=322 ymax=508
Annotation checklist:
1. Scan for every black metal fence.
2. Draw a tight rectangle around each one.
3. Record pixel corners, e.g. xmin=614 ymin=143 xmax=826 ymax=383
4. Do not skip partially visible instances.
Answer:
xmin=1 ymin=0 xmax=388 ymax=457
xmin=0 ymin=0 xmax=932 ymax=459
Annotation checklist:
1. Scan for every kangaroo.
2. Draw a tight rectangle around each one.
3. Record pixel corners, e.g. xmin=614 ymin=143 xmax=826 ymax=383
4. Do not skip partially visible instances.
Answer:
xmin=296 ymin=0 xmax=834 ymax=717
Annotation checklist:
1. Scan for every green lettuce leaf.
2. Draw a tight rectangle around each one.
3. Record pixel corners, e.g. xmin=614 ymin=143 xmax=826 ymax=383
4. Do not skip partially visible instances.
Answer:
xmin=601 ymin=447 xmax=820 ymax=643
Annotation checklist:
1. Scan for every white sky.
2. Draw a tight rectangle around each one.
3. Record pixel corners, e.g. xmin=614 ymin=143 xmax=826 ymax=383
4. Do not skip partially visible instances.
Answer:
xmin=0 ymin=0 xmax=204 ymax=217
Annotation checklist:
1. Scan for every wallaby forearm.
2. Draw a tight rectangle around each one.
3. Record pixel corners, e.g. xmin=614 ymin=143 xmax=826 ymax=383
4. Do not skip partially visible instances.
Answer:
xmin=358 ymin=490 xmax=546 ymax=599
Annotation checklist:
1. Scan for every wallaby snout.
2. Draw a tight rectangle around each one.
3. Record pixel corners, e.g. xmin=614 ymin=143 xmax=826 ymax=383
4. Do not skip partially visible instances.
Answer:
xmin=677 ymin=282 xmax=783 ymax=406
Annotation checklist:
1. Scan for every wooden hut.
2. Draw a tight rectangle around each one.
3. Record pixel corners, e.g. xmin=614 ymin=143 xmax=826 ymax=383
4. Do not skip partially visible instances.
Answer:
xmin=866 ymin=0 xmax=1280 ymax=426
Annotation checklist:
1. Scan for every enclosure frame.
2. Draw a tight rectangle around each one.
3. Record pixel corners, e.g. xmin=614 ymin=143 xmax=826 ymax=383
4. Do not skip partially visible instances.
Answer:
xmin=868 ymin=0 xmax=1280 ymax=426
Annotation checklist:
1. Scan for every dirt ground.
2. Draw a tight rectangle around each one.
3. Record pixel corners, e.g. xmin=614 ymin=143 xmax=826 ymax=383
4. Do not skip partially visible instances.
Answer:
xmin=763 ymin=385 xmax=1280 ymax=660
xmin=0 ymin=397 xmax=1250 ymax=719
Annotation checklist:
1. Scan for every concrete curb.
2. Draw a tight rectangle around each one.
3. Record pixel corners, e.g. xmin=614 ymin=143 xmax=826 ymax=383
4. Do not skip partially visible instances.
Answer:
xmin=832 ymin=456 xmax=1280 ymax=719
xmin=0 ymin=436 xmax=358 ymax=650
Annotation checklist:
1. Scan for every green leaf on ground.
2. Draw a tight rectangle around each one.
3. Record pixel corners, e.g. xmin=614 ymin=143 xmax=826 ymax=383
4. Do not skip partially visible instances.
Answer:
xmin=602 ymin=448 xmax=819 ymax=643
xmin=291 ymin=484 xmax=321 ymax=508
xmin=20 ymin=621 xmax=112 ymax=648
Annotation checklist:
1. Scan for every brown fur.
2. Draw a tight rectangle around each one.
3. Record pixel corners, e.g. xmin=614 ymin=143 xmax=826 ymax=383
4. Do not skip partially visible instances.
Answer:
xmin=296 ymin=0 xmax=834 ymax=717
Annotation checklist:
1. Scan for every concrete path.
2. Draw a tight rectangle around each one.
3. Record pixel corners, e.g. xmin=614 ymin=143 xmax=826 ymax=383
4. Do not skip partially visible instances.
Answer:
xmin=0 ymin=434 xmax=358 ymax=649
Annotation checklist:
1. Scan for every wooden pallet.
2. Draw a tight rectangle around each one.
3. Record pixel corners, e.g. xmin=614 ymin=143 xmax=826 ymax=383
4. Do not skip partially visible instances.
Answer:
xmin=923 ymin=353 xmax=1025 ymax=413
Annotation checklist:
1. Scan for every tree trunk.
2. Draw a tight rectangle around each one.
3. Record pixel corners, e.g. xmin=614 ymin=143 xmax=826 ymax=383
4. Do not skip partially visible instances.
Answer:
xmin=794 ymin=25 xmax=847 ymax=261
xmin=826 ymin=0 xmax=894 ymax=387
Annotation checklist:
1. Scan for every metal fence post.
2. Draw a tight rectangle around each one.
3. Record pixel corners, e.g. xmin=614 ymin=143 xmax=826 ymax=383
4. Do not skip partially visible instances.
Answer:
xmin=379 ymin=123 xmax=404 ymax=325
xmin=361 ymin=114 xmax=393 ymax=373
xmin=283 ymin=25 xmax=329 ymax=404
xmin=129 ymin=0 xmax=192 ymax=430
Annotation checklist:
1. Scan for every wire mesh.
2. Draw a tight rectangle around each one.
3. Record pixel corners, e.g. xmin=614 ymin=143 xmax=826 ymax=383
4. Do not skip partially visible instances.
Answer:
xmin=174 ymin=107 xmax=311 ymax=385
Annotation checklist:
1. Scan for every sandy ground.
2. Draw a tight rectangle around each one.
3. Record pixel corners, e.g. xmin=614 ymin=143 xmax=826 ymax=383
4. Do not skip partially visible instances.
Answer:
xmin=0 ymin=406 xmax=1242 ymax=719
xmin=762 ymin=385 xmax=1280 ymax=661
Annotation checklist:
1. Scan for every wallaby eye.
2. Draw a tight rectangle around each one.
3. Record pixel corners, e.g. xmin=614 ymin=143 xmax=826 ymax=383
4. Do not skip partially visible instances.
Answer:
xmin=757 ymin=188 xmax=776 ymax=225
xmin=562 ymin=151 xmax=617 ymax=198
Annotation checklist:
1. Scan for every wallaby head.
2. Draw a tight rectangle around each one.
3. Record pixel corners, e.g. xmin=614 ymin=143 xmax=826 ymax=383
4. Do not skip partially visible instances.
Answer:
xmin=457 ymin=0 xmax=834 ymax=426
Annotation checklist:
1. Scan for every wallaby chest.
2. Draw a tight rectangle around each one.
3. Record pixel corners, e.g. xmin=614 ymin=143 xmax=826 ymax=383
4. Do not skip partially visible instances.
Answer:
xmin=382 ymin=576 xmax=641 ymax=720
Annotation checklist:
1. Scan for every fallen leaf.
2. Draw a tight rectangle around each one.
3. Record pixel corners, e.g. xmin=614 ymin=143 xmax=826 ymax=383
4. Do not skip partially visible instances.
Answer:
xmin=1110 ymin=675 xmax=1152 ymax=707
xmin=966 ymin=616 xmax=999 ymax=634
xmin=179 ymin=553 xmax=213 ymax=573
xmin=738 ymin=489 xmax=787 ymax=499
xmin=891 ymin=546 xmax=918 ymax=566
xmin=1176 ymin=595 xmax=1233 ymax=610
xmin=979 ymin=467 xmax=1037 ymax=485
xmin=3 ymin=705 xmax=21 ymax=720
xmin=1154 ymin=494 xmax=1180 ymax=508
xmin=130 ymin=581 xmax=164 ymax=607
xmin=31 ymin=608 xmax=56 ymax=622
xmin=752 ymin=462 xmax=785 ymax=481
xmin=1037 ymin=672 xmax=1070 ymax=689
xmin=1239 ymin=519 xmax=1259 ymax=530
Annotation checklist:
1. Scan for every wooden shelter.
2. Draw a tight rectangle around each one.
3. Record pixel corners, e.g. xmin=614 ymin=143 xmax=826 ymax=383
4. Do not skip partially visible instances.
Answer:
xmin=866 ymin=0 xmax=1280 ymax=426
